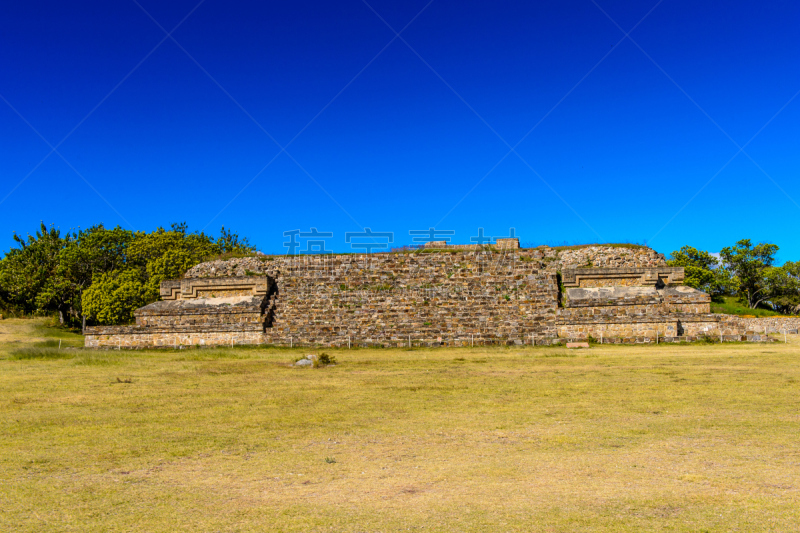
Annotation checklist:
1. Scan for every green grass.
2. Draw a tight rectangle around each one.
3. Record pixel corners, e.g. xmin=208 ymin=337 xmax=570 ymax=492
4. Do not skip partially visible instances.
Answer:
xmin=710 ymin=295 xmax=789 ymax=317
xmin=1 ymin=318 xmax=799 ymax=531
xmin=31 ymin=320 xmax=85 ymax=340
xmin=10 ymin=344 xmax=75 ymax=360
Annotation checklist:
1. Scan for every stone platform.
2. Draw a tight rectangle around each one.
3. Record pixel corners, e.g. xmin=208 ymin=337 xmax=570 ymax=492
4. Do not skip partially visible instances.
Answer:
xmin=84 ymin=276 xmax=276 ymax=348
xmin=84 ymin=244 xmax=764 ymax=348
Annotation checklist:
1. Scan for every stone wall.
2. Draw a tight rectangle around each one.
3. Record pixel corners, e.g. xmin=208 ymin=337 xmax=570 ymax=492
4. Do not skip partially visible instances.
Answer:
xmin=556 ymin=315 xmax=748 ymax=343
xmin=557 ymin=267 xmax=710 ymax=322
xmin=176 ymin=246 xmax=679 ymax=348
xmin=564 ymin=287 xmax=662 ymax=308
xmin=734 ymin=316 xmax=800 ymax=334
xmin=557 ymin=318 xmax=678 ymax=341
xmin=558 ymin=303 xmax=665 ymax=319
xmin=667 ymin=303 xmax=711 ymax=314
xmin=92 ymin=248 xmax=572 ymax=348
xmin=85 ymin=324 xmax=265 ymax=349
xmin=259 ymin=252 xmax=558 ymax=347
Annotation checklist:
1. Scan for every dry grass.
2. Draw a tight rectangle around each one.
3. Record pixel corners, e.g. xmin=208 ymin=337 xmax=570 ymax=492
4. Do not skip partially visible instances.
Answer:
xmin=1 ymin=318 xmax=799 ymax=531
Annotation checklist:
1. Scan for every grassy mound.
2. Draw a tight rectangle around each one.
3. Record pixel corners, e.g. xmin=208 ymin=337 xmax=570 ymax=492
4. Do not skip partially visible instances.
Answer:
xmin=711 ymin=296 xmax=789 ymax=317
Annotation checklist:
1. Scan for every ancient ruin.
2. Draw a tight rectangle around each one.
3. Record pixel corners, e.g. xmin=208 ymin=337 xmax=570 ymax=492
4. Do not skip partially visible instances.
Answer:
xmin=84 ymin=240 xmax=789 ymax=348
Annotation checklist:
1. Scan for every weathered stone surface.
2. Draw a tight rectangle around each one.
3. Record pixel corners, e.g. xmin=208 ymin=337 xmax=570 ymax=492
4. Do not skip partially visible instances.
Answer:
xmin=84 ymin=323 xmax=265 ymax=348
xmin=258 ymin=251 xmax=559 ymax=347
xmin=86 ymin=249 xmax=559 ymax=348
xmin=737 ymin=316 xmax=800 ymax=334
xmin=556 ymin=314 xmax=748 ymax=341
xmin=83 ymin=245 xmax=769 ymax=348
xmin=183 ymin=246 xmax=669 ymax=279
xmin=560 ymin=284 xmax=711 ymax=318
xmin=421 ymin=238 xmax=520 ymax=250
xmin=134 ymin=296 xmax=265 ymax=327
xmin=544 ymin=246 xmax=666 ymax=270
xmin=565 ymin=286 xmax=661 ymax=307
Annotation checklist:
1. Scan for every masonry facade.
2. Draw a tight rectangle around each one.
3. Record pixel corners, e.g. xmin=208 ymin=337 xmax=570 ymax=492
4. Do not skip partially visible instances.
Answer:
xmin=83 ymin=241 xmax=777 ymax=348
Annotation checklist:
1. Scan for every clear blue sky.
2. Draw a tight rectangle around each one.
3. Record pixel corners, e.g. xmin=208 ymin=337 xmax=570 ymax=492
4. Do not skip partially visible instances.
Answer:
xmin=2 ymin=0 xmax=798 ymax=260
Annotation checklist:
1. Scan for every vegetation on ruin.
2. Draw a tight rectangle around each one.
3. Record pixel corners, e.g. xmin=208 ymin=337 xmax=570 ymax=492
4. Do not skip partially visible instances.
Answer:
xmin=531 ymin=242 xmax=649 ymax=251
xmin=1 ymin=317 xmax=799 ymax=531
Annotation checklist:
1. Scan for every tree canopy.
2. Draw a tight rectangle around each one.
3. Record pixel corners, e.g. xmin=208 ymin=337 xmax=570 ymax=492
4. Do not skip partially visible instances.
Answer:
xmin=0 ymin=222 xmax=255 ymax=326
xmin=719 ymin=239 xmax=780 ymax=309
xmin=666 ymin=246 xmax=733 ymax=297
xmin=669 ymin=239 xmax=799 ymax=312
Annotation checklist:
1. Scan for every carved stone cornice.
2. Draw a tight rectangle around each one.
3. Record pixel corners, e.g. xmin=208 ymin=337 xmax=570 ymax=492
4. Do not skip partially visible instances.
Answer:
xmin=561 ymin=267 xmax=684 ymax=287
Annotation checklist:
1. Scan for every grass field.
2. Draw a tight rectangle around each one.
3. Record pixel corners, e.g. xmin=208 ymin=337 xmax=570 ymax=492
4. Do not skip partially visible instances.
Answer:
xmin=709 ymin=295 xmax=788 ymax=317
xmin=1 ymin=318 xmax=799 ymax=532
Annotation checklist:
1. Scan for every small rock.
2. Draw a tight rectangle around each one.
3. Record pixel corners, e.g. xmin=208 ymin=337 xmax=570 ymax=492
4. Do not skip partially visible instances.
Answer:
xmin=295 ymin=358 xmax=313 ymax=367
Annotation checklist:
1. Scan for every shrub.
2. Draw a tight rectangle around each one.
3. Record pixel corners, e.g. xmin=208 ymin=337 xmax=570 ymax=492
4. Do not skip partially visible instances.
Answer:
xmin=314 ymin=353 xmax=337 ymax=367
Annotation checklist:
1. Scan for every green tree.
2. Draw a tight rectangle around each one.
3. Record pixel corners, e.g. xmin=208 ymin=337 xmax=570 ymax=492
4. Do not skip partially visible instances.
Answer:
xmin=216 ymin=226 xmax=255 ymax=255
xmin=82 ymin=269 xmax=149 ymax=325
xmin=126 ymin=226 xmax=217 ymax=268
xmin=0 ymin=222 xmax=71 ymax=322
xmin=126 ymin=226 xmax=220 ymax=298
xmin=666 ymin=246 xmax=733 ymax=297
xmin=1 ymin=221 xmax=256 ymax=326
xmin=0 ymin=223 xmax=137 ymax=325
xmin=56 ymin=225 xmax=135 ymax=326
xmin=719 ymin=239 xmax=779 ymax=309
xmin=765 ymin=262 xmax=800 ymax=315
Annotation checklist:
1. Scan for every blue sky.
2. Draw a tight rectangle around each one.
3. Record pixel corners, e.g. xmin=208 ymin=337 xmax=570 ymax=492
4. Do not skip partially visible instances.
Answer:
xmin=1 ymin=0 xmax=798 ymax=260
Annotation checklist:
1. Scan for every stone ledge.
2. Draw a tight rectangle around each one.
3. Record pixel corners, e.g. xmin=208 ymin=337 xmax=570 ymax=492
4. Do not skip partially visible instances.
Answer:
xmin=561 ymin=267 xmax=684 ymax=287
xmin=84 ymin=323 xmax=264 ymax=335
xmin=556 ymin=314 xmax=720 ymax=325
xmin=135 ymin=296 xmax=265 ymax=316
xmin=661 ymin=286 xmax=712 ymax=303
